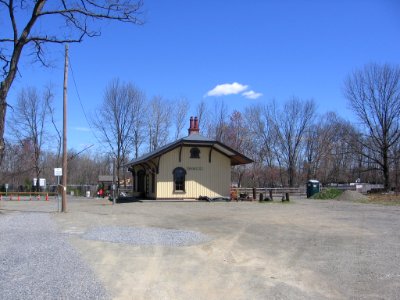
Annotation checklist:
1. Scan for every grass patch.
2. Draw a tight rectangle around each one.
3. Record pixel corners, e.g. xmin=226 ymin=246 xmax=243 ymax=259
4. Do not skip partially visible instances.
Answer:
xmin=311 ymin=188 xmax=343 ymax=200
xmin=358 ymin=194 xmax=400 ymax=206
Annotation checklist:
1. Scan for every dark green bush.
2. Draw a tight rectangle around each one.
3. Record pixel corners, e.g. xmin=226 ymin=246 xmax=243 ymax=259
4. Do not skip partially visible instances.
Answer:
xmin=312 ymin=188 xmax=343 ymax=199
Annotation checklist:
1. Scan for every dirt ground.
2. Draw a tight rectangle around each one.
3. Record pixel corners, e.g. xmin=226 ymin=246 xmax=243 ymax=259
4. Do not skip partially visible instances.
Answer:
xmin=1 ymin=196 xmax=400 ymax=299
xmin=365 ymin=193 xmax=400 ymax=205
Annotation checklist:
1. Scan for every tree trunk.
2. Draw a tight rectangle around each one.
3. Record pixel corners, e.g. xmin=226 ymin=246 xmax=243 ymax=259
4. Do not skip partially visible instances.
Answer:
xmin=116 ymin=156 xmax=121 ymax=189
xmin=0 ymin=2 xmax=46 ymax=165
xmin=288 ymin=156 xmax=296 ymax=187
xmin=383 ymin=149 xmax=390 ymax=191
xmin=1 ymin=99 xmax=8 ymax=167
xmin=0 ymin=89 xmax=6 ymax=164
xmin=288 ymin=165 xmax=295 ymax=187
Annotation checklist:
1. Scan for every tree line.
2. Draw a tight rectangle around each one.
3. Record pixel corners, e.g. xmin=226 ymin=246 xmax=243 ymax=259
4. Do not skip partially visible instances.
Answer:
xmin=1 ymin=3 xmax=398 ymax=192
xmin=1 ymin=63 xmax=399 ymax=192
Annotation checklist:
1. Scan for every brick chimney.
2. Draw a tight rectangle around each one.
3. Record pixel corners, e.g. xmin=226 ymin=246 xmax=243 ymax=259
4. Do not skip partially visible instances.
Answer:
xmin=188 ymin=116 xmax=200 ymax=135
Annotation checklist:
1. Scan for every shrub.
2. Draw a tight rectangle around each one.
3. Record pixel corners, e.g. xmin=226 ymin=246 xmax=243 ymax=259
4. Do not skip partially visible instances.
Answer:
xmin=312 ymin=188 xmax=343 ymax=199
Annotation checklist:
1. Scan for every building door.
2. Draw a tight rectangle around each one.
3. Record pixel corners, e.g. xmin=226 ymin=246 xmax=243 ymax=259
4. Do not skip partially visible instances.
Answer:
xmin=146 ymin=174 xmax=149 ymax=196
xmin=137 ymin=170 xmax=145 ymax=195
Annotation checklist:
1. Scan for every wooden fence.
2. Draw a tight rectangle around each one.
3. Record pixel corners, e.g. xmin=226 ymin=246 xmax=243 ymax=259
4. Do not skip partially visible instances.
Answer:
xmin=0 ymin=191 xmax=57 ymax=201
xmin=231 ymin=187 xmax=306 ymax=201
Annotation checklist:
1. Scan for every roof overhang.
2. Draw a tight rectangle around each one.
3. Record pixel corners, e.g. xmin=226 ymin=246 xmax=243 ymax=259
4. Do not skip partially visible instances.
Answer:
xmin=125 ymin=138 xmax=253 ymax=169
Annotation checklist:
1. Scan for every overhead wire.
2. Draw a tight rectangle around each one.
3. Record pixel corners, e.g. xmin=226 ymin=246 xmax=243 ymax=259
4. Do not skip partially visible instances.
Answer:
xmin=68 ymin=57 xmax=103 ymax=146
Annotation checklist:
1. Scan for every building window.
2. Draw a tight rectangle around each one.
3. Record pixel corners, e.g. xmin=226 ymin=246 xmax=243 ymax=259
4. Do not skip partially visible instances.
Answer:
xmin=173 ymin=167 xmax=186 ymax=192
xmin=190 ymin=147 xmax=200 ymax=158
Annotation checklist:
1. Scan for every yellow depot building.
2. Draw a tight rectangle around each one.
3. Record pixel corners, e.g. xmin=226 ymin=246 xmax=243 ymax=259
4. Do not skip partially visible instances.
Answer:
xmin=125 ymin=117 xmax=253 ymax=200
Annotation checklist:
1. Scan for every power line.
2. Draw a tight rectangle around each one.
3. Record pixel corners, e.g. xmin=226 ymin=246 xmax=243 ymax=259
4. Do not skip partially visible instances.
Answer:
xmin=68 ymin=57 xmax=102 ymax=145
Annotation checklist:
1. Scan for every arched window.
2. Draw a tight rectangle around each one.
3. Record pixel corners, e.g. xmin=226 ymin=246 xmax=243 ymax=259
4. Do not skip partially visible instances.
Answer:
xmin=173 ymin=167 xmax=186 ymax=192
xmin=190 ymin=147 xmax=200 ymax=158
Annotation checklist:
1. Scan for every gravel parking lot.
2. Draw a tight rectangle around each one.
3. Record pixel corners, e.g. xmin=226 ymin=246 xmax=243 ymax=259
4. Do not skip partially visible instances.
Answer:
xmin=1 ymin=196 xmax=400 ymax=299
xmin=0 ymin=210 xmax=107 ymax=300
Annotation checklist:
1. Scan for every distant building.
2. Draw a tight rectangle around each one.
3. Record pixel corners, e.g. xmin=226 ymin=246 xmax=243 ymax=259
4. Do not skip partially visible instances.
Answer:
xmin=125 ymin=117 xmax=253 ymax=199
xmin=352 ymin=183 xmax=384 ymax=193
xmin=98 ymin=175 xmax=113 ymax=183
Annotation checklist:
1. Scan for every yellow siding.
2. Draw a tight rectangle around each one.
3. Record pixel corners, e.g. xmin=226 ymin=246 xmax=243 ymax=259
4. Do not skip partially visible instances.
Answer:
xmin=157 ymin=146 xmax=231 ymax=199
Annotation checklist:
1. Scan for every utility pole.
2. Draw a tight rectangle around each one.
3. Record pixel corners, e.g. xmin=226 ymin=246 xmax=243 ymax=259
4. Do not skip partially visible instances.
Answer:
xmin=61 ymin=44 xmax=68 ymax=212
xmin=112 ymin=157 xmax=116 ymax=205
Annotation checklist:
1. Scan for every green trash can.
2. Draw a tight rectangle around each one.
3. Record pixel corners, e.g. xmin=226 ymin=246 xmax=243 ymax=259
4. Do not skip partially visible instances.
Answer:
xmin=307 ymin=180 xmax=320 ymax=198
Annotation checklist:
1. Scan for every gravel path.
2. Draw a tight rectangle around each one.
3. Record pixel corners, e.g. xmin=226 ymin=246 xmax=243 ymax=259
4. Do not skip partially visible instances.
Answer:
xmin=0 ymin=212 xmax=108 ymax=300
xmin=82 ymin=226 xmax=211 ymax=246
xmin=336 ymin=190 xmax=369 ymax=201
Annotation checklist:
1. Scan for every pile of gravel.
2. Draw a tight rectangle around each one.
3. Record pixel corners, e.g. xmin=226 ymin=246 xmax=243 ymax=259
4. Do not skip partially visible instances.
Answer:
xmin=0 ymin=213 xmax=108 ymax=300
xmin=336 ymin=190 xmax=369 ymax=201
xmin=82 ymin=226 xmax=211 ymax=247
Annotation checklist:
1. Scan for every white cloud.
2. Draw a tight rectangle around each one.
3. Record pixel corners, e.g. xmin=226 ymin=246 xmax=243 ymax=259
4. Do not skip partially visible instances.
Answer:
xmin=242 ymin=90 xmax=263 ymax=99
xmin=206 ymin=82 xmax=248 ymax=97
xmin=73 ymin=126 xmax=91 ymax=132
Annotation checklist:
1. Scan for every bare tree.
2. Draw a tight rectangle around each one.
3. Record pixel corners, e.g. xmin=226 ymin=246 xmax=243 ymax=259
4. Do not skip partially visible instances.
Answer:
xmin=0 ymin=0 xmax=144 ymax=163
xmin=8 ymin=87 xmax=52 ymax=191
xmin=42 ymin=85 xmax=62 ymax=165
xmin=224 ymin=110 xmax=253 ymax=187
xmin=0 ymin=139 xmax=30 ymax=189
xmin=326 ymin=122 xmax=360 ymax=184
xmin=173 ymin=97 xmax=190 ymax=139
xmin=304 ymin=112 xmax=342 ymax=181
xmin=195 ymin=100 xmax=209 ymax=134
xmin=67 ymin=150 xmax=111 ymax=185
xmin=344 ymin=63 xmax=400 ymax=190
xmin=207 ymin=100 xmax=229 ymax=141
xmin=244 ymin=103 xmax=278 ymax=186
xmin=272 ymin=98 xmax=316 ymax=187
xmin=131 ymin=88 xmax=147 ymax=159
xmin=92 ymin=79 xmax=145 ymax=187
xmin=147 ymin=96 xmax=172 ymax=151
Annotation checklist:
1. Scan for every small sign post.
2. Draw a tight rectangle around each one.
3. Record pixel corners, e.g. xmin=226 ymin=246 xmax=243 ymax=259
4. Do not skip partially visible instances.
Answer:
xmin=5 ymin=183 xmax=8 ymax=196
xmin=54 ymin=168 xmax=62 ymax=212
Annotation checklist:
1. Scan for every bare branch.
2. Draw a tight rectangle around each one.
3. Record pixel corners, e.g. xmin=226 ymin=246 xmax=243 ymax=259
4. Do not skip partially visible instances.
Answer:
xmin=92 ymin=79 xmax=146 ymax=184
xmin=344 ymin=63 xmax=400 ymax=190
xmin=9 ymin=0 xmax=18 ymax=44
xmin=0 ymin=0 xmax=145 ymax=164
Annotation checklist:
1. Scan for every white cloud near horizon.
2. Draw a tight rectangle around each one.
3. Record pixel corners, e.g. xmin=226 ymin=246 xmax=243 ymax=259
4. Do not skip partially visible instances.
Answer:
xmin=206 ymin=82 xmax=248 ymax=97
xmin=242 ymin=90 xmax=263 ymax=99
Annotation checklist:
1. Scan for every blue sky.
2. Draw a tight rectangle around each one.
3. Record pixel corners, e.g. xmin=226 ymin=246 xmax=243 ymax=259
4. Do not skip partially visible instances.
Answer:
xmin=4 ymin=0 xmax=400 ymax=152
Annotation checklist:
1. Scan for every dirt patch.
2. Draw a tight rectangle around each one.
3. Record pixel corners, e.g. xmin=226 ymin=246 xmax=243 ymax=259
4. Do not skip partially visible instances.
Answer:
xmin=336 ymin=190 xmax=400 ymax=205
xmin=366 ymin=193 xmax=400 ymax=205
xmin=335 ymin=190 xmax=368 ymax=201
xmin=3 ymin=197 xmax=400 ymax=299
